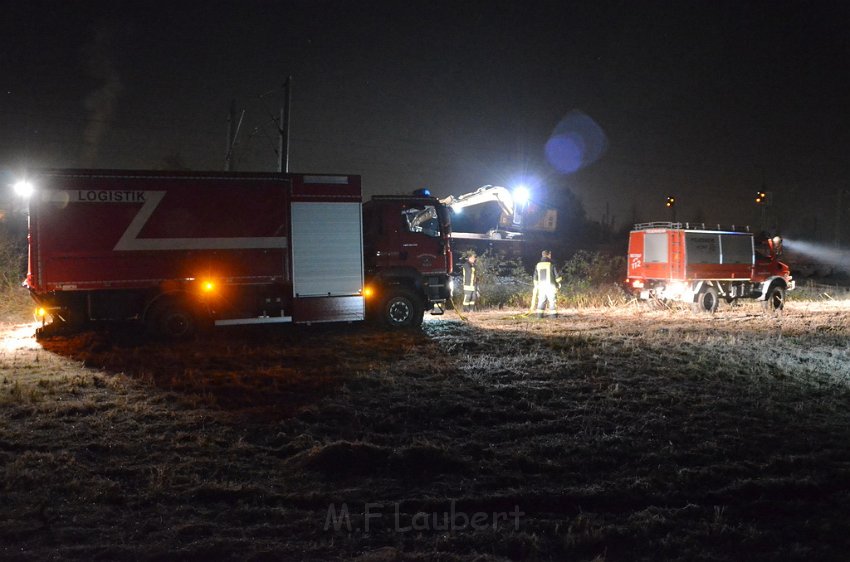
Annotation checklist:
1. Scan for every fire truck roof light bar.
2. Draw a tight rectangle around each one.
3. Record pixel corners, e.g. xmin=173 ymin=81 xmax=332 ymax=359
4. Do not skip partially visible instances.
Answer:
xmin=633 ymin=222 xmax=751 ymax=233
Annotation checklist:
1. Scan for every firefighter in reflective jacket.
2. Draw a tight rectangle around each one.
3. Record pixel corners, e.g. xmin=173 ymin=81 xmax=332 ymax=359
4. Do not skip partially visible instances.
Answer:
xmin=462 ymin=252 xmax=478 ymax=313
xmin=534 ymin=250 xmax=561 ymax=318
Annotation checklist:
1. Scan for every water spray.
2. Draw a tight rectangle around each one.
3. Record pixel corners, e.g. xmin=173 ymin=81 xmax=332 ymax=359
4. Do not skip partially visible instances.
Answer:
xmin=782 ymin=238 xmax=850 ymax=275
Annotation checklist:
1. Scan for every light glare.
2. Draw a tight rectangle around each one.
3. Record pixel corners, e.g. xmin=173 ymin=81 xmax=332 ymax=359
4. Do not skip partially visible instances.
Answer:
xmin=13 ymin=180 xmax=34 ymax=198
xmin=512 ymin=185 xmax=530 ymax=206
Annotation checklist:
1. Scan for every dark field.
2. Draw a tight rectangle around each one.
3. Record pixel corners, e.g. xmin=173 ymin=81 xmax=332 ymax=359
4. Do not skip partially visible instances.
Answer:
xmin=2 ymin=302 xmax=850 ymax=561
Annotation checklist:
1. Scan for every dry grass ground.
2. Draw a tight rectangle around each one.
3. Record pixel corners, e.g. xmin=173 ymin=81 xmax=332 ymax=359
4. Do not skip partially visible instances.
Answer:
xmin=2 ymin=300 xmax=850 ymax=560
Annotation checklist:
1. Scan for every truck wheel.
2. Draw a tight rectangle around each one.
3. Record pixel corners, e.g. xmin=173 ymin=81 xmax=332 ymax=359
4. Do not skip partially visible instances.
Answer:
xmin=762 ymin=285 xmax=786 ymax=313
xmin=380 ymin=289 xmax=424 ymax=328
xmin=694 ymin=286 xmax=719 ymax=313
xmin=151 ymin=302 xmax=198 ymax=340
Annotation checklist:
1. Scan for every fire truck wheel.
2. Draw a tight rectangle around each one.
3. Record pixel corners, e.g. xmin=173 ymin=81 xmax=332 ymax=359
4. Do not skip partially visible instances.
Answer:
xmin=381 ymin=289 xmax=424 ymax=328
xmin=762 ymin=285 xmax=786 ymax=313
xmin=694 ymin=286 xmax=719 ymax=313
xmin=151 ymin=302 xmax=197 ymax=340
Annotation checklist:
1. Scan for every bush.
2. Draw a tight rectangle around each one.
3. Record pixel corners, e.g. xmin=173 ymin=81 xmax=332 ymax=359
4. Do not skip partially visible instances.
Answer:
xmin=0 ymin=226 xmax=31 ymax=322
xmin=475 ymin=251 xmax=531 ymax=309
xmin=790 ymin=280 xmax=850 ymax=301
xmin=471 ymin=249 xmax=628 ymax=310
xmin=557 ymin=250 xmax=629 ymax=308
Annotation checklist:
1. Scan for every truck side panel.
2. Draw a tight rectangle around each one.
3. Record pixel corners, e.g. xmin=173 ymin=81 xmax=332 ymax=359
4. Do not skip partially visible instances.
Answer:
xmin=291 ymin=202 xmax=363 ymax=297
xmin=684 ymin=232 xmax=754 ymax=280
xmin=28 ymin=170 xmax=367 ymax=326
xmin=289 ymin=175 xmax=365 ymax=322
xmin=31 ymin=174 xmax=291 ymax=292
xmin=628 ymin=230 xmax=675 ymax=280
xmin=628 ymin=229 xmax=754 ymax=281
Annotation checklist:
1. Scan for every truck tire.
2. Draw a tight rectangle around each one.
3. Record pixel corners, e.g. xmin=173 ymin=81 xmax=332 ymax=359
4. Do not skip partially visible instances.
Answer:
xmin=694 ymin=286 xmax=719 ymax=313
xmin=380 ymin=289 xmax=424 ymax=328
xmin=149 ymin=301 xmax=198 ymax=340
xmin=762 ymin=284 xmax=786 ymax=313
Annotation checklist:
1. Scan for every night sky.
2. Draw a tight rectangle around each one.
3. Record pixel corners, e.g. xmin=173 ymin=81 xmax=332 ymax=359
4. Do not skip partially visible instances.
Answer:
xmin=2 ymin=1 xmax=848 ymax=237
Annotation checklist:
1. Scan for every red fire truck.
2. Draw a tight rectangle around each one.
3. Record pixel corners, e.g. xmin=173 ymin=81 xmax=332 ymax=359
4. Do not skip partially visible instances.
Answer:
xmin=626 ymin=222 xmax=794 ymax=312
xmin=24 ymin=169 xmax=453 ymax=337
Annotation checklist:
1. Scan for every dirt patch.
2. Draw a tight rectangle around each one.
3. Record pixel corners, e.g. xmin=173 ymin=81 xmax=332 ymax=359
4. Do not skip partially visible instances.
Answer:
xmin=3 ymin=302 xmax=850 ymax=560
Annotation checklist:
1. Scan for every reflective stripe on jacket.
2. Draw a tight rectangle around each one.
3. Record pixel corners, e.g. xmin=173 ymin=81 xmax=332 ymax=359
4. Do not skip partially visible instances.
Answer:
xmin=463 ymin=263 xmax=477 ymax=291
xmin=534 ymin=261 xmax=554 ymax=285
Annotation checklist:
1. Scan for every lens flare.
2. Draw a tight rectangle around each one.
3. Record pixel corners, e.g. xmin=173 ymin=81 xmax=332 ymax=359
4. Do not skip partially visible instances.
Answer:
xmin=545 ymin=110 xmax=608 ymax=174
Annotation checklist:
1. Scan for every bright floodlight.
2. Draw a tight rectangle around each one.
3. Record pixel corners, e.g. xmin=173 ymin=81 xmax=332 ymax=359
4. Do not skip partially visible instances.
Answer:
xmin=13 ymin=180 xmax=34 ymax=198
xmin=451 ymin=204 xmax=463 ymax=214
xmin=512 ymin=185 xmax=530 ymax=205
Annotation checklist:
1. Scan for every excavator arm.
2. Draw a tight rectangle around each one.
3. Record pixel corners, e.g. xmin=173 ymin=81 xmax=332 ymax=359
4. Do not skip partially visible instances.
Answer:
xmin=439 ymin=185 xmax=525 ymax=239
xmin=439 ymin=185 xmax=516 ymax=218
xmin=439 ymin=185 xmax=556 ymax=240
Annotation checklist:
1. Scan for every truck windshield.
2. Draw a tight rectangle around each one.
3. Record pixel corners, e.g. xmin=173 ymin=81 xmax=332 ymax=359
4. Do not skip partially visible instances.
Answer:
xmin=402 ymin=206 xmax=440 ymax=238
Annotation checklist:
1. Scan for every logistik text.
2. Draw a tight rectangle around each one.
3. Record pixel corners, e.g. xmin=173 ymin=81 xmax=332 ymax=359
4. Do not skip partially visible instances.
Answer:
xmin=73 ymin=190 xmax=146 ymax=203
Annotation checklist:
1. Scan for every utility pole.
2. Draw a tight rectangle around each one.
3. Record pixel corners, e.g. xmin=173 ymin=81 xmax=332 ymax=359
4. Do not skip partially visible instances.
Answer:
xmin=278 ymin=76 xmax=292 ymax=173
xmin=225 ymin=99 xmax=244 ymax=172
xmin=225 ymin=99 xmax=236 ymax=171
xmin=836 ymin=188 xmax=844 ymax=247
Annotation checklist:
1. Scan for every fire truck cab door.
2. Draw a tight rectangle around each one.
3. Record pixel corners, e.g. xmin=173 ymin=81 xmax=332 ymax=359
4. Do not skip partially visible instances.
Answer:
xmin=398 ymin=205 xmax=443 ymax=271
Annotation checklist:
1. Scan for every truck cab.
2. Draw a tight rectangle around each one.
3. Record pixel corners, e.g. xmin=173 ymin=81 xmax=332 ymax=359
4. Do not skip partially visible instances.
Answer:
xmin=362 ymin=195 xmax=453 ymax=326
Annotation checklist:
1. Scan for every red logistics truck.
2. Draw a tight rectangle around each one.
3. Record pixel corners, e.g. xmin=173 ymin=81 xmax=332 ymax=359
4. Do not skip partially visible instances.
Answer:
xmin=24 ymin=169 xmax=454 ymax=337
xmin=625 ymin=222 xmax=794 ymax=312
